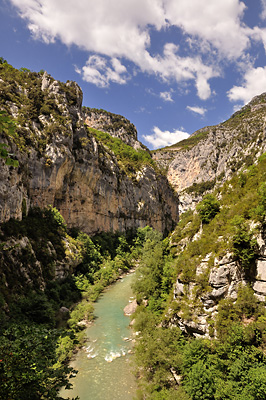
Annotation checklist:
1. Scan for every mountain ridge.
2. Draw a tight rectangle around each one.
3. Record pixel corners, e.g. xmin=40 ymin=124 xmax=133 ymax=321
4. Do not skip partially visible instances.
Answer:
xmin=153 ymin=92 xmax=266 ymax=212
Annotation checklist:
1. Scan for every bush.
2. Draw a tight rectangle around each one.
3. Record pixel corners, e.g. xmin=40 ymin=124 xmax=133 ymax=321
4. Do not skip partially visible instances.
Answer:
xmin=230 ymin=216 xmax=257 ymax=275
xmin=196 ymin=194 xmax=220 ymax=224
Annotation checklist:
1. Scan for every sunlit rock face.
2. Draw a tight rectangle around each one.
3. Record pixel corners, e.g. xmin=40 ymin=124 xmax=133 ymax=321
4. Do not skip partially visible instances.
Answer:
xmin=0 ymin=69 xmax=179 ymax=235
xmin=153 ymin=94 xmax=266 ymax=212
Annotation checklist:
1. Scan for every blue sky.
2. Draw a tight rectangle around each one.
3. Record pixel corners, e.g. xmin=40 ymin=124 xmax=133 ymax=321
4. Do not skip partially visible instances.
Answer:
xmin=1 ymin=0 xmax=266 ymax=149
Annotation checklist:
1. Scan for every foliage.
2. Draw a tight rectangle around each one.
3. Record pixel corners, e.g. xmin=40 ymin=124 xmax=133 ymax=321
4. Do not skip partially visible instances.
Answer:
xmin=0 ymin=60 xmax=74 ymax=155
xmin=162 ymin=130 xmax=209 ymax=152
xmin=196 ymin=194 xmax=220 ymax=224
xmin=132 ymin=229 xmax=175 ymax=313
xmin=0 ymin=324 xmax=78 ymax=400
xmin=87 ymin=127 xmax=155 ymax=175
xmin=75 ymin=232 xmax=102 ymax=279
xmin=132 ymin=153 xmax=266 ymax=398
xmin=134 ymin=283 xmax=266 ymax=399
xmin=67 ymin=301 xmax=94 ymax=330
xmin=185 ymin=179 xmax=216 ymax=196
xmin=230 ymin=216 xmax=257 ymax=275
xmin=0 ymin=213 xmax=155 ymax=398
xmin=254 ymin=182 xmax=266 ymax=223
xmin=0 ymin=111 xmax=19 ymax=167
xmin=134 ymin=321 xmax=185 ymax=396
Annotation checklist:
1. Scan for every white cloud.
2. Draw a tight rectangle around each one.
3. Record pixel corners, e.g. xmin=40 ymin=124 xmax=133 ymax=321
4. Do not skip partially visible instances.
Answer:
xmin=143 ymin=126 xmax=190 ymax=149
xmin=187 ymin=106 xmax=207 ymax=116
xmin=143 ymin=43 xmax=219 ymax=99
xmin=9 ymin=0 xmax=262 ymax=99
xmin=260 ymin=0 xmax=266 ymax=19
xmin=9 ymin=0 xmax=164 ymax=58
xmin=76 ymin=55 xmax=128 ymax=87
xmin=252 ymin=26 xmax=266 ymax=54
xmin=160 ymin=91 xmax=174 ymax=102
xmin=164 ymin=0 xmax=250 ymax=60
xmin=227 ymin=66 xmax=266 ymax=104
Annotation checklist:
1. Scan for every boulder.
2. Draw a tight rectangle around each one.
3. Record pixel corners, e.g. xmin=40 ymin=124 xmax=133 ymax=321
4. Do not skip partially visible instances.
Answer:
xmin=124 ymin=299 xmax=138 ymax=316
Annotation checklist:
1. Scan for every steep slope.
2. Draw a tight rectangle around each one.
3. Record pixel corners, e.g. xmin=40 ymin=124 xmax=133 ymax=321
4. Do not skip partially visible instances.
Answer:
xmin=132 ymin=150 xmax=266 ymax=399
xmin=153 ymin=94 xmax=266 ymax=211
xmin=0 ymin=61 xmax=178 ymax=235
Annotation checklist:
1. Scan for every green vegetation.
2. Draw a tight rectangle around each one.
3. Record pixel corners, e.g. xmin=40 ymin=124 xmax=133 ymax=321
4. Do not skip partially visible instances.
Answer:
xmin=86 ymin=126 xmax=155 ymax=175
xmin=185 ymin=179 xmax=216 ymax=196
xmin=0 ymin=205 xmax=157 ymax=399
xmin=0 ymin=111 xmax=19 ymax=167
xmin=84 ymin=107 xmax=137 ymax=137
xmin=132 ymin=152 xmax=266 ymax=399
xmin=161 ymin=130 xmax=209 ymax=152
xmin=0 ymin=325 xmax=79 ymax=400
xmin=196 ymin=194 xmax=220 ymax=224
xmin=0 ymin=59 xmax=75 ymax=156
xmin=231 ymin=216 xmax=257 ymax=277
xmin=3 ymin=58 xmax=266 ymax=399
xmin=132 ymin=228 xmax=174 ymax=314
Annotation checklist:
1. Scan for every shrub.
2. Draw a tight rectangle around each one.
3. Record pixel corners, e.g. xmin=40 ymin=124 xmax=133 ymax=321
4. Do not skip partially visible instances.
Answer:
xmin=230 ymin=216 xmax=257 ymax=275
xmin=196 ymin=194 xmax=220 ymax=224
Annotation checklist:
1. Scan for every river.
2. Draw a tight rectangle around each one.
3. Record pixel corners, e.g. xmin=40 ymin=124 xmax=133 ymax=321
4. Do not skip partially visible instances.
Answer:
xmin=60 ymin=273 xmax=137 ymax=400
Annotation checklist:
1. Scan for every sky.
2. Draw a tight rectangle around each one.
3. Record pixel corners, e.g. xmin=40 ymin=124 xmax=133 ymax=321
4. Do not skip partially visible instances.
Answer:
xmin=1 ymin=0 xmax=266 ymax=149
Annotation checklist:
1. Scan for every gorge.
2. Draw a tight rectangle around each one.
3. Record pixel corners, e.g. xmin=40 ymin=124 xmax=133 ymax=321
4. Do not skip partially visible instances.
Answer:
xmin=2 ymin=59 xmax=266 ymax=400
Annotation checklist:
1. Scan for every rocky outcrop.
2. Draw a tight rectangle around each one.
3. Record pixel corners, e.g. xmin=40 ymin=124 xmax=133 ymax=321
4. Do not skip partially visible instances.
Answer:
xmin=0 ymin=235 xmax=80 ymax=300
xmin=153 ymin=94 xmax=266 ymax=211
xmin=172 ymin=229 xmax=266 ymax=338
xmin=253 ymin=228 xmax=266 ymax=300
xmin=124 ymin=299 xmax=138 ymax=316
xmin=172 ymin=254 xmax=244 ymax=338
xmin=84 ymin=108 xmax=147 ymax=151
xmin=0 ymin=65 xmax=179 ymax=235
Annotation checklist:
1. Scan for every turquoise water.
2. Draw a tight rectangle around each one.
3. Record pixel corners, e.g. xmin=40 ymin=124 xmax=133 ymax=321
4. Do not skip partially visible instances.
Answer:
xmin=61 ymin=273 xmax=137 ymax=400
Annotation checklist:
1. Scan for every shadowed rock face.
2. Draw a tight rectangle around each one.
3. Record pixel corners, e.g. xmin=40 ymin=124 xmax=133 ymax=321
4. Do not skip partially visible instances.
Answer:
xmin=0 ymin=69 xmax=179 ymax=235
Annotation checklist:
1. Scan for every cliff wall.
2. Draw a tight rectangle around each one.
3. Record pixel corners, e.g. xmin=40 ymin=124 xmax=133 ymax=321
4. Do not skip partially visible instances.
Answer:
xmin=153 ymin=94 xmax=266 ymax=211
xmin=0 ymin=64 xmax=178 ymax=235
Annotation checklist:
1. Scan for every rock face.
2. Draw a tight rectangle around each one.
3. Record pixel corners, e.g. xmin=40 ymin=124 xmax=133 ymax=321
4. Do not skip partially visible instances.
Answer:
xmin=124 ymin=299 xmax=138 ymax=316
xmin=253 ymin=228 xmax=266 ymax=300
xmin=0 ymin=234 xmax=81 ymax=300
xmin=172 ymin=253 xmax=245 ymax=338
xmin=172 ymin=229 xmax=266 ymax=338
xmin=153 ymin=94 xmax=266 ymax=211
xmin=0 ymin=65 xmax=179 ymax=235
xmin=84 ymin=108 xmax=147 ymax=151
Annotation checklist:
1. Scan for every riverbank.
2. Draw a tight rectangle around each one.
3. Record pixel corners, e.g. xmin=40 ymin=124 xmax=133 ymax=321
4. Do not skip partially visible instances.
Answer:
xmin=60 ymin=272 xmax=138 ymax=400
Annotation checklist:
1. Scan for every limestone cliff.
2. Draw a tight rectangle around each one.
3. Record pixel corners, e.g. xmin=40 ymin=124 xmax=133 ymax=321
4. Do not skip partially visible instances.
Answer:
xmin=0 ymin=62 xmax=178 ymax=235
xmin=167 ymin=148 xmax=266 ymax=338
xmin=171 ymin=230 xmax=266 ymax=338
xmin=153 ymin=94 xmax=266 ymax=211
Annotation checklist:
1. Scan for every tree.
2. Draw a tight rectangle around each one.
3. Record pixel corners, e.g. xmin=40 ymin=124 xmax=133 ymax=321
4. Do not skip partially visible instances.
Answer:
xmin=230 ymin=216 xmax=257 ymax=275
xmin=0 ymin=111 xmax=19 ymax=167
xmin=196 ymin=194 xmax=220 ymax=224
xmin=0 ymin=324 xmax=78 ymax=400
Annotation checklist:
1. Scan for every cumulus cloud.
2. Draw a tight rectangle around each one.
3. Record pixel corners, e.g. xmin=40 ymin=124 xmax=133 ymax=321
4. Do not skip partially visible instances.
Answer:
xmin=187 ymin=106 xmax=207 ymax=116
xmin=9 ymin=0 xmax=264 ymax=98
xmin=144 ymin=126 xmax=190 ymax=149
xmin=76 ymin=55 xmax=128 ymax=87
xmin=160 ymin=91 xmax=174 ymax=102
xmin=9 ymin=0 xmax=164 ymax=58
xmin=164 ymin=0 xmax=250 ymax=60
xmin=260 ymin=0 xmax=266 ymax=19
xmin=227 ymin=66 xmax=266 ymax=104
xmin=142 ymin=43 xmax=219 ymax=99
